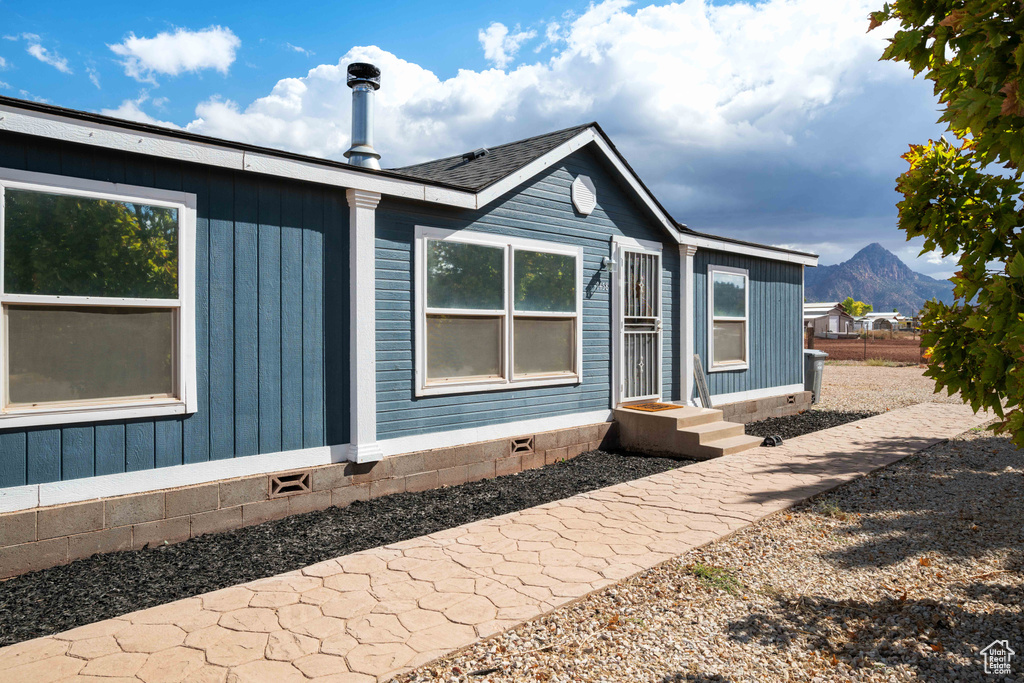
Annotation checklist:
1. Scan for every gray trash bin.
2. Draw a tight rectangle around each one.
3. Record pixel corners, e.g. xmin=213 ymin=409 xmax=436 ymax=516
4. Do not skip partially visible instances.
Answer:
xmin=803 ymin=349 xmax=828 ymax=404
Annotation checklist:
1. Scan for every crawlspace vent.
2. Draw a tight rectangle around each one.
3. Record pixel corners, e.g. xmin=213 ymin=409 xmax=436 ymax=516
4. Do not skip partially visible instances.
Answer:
xmin=511 ymin=436 xmax=534 ymax=454
xmin=269 ymin=470 xmax=312 ymax=498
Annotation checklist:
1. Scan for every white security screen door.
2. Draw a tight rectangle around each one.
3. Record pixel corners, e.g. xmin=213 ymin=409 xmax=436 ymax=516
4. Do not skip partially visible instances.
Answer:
xmin=617 ymin=245 xmax=662 ymax=402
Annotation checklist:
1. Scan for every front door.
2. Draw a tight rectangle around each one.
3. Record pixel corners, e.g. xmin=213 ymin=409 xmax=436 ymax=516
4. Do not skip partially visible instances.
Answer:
xmin=616 ymin=244 xmax=662 ymax=403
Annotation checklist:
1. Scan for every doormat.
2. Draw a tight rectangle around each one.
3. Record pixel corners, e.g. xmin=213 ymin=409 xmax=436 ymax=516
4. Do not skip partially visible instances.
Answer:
xmin=625 ymin=402 xmax=679 ymax=412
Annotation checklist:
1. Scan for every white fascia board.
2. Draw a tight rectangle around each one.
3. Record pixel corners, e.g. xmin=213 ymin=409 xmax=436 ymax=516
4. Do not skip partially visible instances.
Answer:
xmin=680 ymin=233 xmax=819 ymax=267
xmin=0 ymin=104 xmax=244 ymax=169
xmin=0 ymin=103 xmax=477 ymax=208
xmin=474 ymin=129 xmax=682 ymax=243
xmin=475 ymin=129 xmax=597 ymax=208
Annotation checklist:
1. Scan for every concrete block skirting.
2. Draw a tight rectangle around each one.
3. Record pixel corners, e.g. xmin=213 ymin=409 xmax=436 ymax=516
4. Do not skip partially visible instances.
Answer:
xmin=0 ymin=421 xmax=618 ymax=579
xmin=717 ymin=390 xmax=813 ymax=424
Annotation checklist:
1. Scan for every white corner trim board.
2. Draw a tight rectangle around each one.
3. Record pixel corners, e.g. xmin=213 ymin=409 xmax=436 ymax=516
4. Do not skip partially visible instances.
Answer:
xmin=376 ymin=409 xmax=613 ymax=457
xmin=0 ymin=444 xmax=350 ymax=514
xmin=347 ymin=189 xmax=384 ymax=464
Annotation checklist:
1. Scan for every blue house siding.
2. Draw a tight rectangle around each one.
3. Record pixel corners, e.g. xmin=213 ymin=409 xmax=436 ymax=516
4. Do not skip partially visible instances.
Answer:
xmin=693 ymin=249 xmax=803 ymax=398
xmin=0 ymin=132 xmax=347 ymax=488
xmin=375 ymin=146 xmax=679 ymax=441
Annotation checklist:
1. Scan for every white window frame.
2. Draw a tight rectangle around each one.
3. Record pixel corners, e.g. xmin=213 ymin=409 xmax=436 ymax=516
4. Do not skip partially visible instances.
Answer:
xmin=0 ymin=168 xmax=197 ymax=429
xmin=707 ymin=264 xmax=749 ymax=372
xmin=414 ymin=226 xmax=583 ymax=397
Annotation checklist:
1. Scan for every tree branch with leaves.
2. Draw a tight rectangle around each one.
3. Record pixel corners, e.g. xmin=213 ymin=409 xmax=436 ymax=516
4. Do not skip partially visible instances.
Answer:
xmin=871 ymin=1 xmax=1024 ymax=443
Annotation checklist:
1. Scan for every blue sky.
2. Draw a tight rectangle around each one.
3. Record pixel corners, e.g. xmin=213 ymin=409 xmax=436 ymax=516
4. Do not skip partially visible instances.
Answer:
xmin=0 ymin=0 xmax=955 ymax=277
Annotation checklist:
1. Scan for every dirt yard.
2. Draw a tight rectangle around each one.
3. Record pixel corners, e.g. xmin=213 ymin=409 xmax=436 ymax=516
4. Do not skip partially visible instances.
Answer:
xmin=815 ymin=363 xmax=963 ymax=413
xmin=812 ymin=336 xmax=923 ymax=363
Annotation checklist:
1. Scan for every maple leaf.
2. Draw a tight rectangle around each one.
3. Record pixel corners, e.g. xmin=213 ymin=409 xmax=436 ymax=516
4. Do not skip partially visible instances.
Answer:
xmin=1000 ymin=81 xmax=1022 ymax=117
xmin=938 ymin=10 xmax=968 ymax=32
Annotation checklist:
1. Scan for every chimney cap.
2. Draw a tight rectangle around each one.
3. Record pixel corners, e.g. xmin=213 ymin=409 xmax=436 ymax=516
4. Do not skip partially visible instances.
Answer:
xmin=347 ymin=62 xmax=381 ymax=90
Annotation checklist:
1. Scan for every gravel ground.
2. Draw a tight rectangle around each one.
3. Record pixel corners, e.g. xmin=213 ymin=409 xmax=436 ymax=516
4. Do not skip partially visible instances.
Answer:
xmin=398 ymin=368 xmax=1020 ymax=683
xmin=746 ymin=411 xmax=878 ymax=441
xmin=397 ymin=424 xmax=1022 ymax=683
xmin=0 ymin=451 xmax=690 ymax=647
xmin=816 ymin=363 xmax=963 ymax=413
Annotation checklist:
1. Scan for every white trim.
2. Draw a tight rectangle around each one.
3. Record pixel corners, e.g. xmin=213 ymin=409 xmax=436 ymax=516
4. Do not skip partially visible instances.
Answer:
xmin=378 ymin=409 xmax=612 ymax=457
xmin=0 ymin=103 xmax=478 ymax=209
xmin=0 ymin=102 xmax=819 ymax=266
xmin=0 ymin=443 xmax=350 ymax=513
xmin=707 ymin=264 xmax=750 ymax=373
xmin=612 ymin=235 xmax=663 ymax=253
xmin=347 ymin=189 xmax=384 ymax=464
xmin=0 ymin=405 xmax=616 ymax=513
xmin=708 ymin=383 xmax=805 ymax=407
xmin=0 ymin=400 xmax=186 ymax=431
xmin=414 ymin=226 xmax=584 ymax=397
xmin=680 ymin=244 xmax=698 ymax=404
xmin=679 ymin=233 xmax=818 ymax=266
xmin=0 ymin=169 xmax=198 ymax=427
xmin=801 ymin=266 xmax=806 ymax=386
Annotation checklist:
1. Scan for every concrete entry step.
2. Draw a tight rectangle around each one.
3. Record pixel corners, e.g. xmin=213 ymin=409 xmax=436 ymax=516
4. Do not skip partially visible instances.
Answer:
xmin=614 ymin=404 xmax=763 ymax=460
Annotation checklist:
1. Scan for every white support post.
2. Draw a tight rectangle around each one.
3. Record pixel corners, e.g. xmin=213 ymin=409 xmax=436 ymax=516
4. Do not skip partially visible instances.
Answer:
xmin=680 ymin=244 xmax=698 ymax=406
xmin=346 ymin=189 xmax=384 ymax=463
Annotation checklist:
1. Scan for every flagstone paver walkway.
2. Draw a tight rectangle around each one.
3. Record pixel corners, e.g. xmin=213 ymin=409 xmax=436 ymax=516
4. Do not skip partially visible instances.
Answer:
xmin=0 ymin=402 xmax=989 ymax=683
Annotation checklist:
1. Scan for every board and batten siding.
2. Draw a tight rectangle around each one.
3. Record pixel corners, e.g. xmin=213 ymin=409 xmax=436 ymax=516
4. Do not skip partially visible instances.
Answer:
xmin=0 ymin=132 xmax=348 ymax=488
xmin=375 ymin=146 xmax=680 ymax=440
xmin=693 ymin=249 xmax=803 ymax=398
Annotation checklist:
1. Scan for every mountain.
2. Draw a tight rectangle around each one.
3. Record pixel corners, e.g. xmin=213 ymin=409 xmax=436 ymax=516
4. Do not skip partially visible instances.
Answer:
xmin=803 ymin=243 xmax=954 ymax=317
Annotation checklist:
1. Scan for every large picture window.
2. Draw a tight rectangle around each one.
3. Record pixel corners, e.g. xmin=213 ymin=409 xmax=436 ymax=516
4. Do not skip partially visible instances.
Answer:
xmin=708 ymin=265 xmax=749 ymax=371
xmin=416 ymin=227 xmax=583 ymax=396
xmin=0 ymin=170 xmax=196 ymax=428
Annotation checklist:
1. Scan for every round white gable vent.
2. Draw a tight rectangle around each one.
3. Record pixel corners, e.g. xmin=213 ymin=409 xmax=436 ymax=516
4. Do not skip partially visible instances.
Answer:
xmin=571 ymin=175 xmax=597 ymax=215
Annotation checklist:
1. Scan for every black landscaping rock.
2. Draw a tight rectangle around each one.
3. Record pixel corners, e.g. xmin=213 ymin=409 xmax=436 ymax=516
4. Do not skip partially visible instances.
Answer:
xmin=0 ymin=450 xmax=687 ymax=647
xmin=745 ymin=410 xmax=879 ymax=442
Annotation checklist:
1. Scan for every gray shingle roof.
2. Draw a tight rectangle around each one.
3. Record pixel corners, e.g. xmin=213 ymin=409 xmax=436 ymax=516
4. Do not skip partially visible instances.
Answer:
xmin=386 ymin=123 xmax=594 ymax=191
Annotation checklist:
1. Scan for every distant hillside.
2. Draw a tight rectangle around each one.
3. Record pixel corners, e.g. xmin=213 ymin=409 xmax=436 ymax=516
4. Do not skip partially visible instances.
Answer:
xmin=804 ymin=243 xmax=954 ymax=317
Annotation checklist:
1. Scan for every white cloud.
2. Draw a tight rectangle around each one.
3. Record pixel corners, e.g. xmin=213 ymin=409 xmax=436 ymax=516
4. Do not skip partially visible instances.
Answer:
xmin=101 ymin=93 xmax=180 ymax=129
xmin=109 ymin=26 xmax=240 ymax=83
xmin=478 ymin=22 xmax=536 ymax=69
xmin=0 ymin=56 xmax=7 ymax=69
xmin=7 ymin=33 xmax=72 ymax=74
xmin=87 ymin=66 xmax=100 ymax=89
xmin=184 ymin=0 xmax=907 ymax=174
xmin=0 ymin=80 xmax=9 ymax=90
xmin=287 ymin=43 xmax=314 ymax=57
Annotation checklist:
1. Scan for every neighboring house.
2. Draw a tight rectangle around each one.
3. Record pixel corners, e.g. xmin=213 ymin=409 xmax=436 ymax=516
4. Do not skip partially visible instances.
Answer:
xmin=0 ymin=63 xmax=817 ymax=576
xmin=858 ymin=311 xmax=911 ymax=331
xmin=804 ymin=302 xmax=856 ymax=339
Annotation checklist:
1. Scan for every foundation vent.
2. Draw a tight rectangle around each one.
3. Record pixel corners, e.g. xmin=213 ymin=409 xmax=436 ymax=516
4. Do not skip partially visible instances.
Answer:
xmin=787 ymin=395 xmax=796 ymax=404
xmin=269 ymin=470 xmax=312 ymax=498
xmin=510 ymin=436 xmax=534 ymax=455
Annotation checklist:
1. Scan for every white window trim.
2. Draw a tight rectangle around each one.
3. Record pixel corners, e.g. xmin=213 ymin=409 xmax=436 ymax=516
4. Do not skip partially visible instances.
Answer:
xmin=0 ymin=168 xmax=197 ymax=429
xmin=414 ymin=226 xmax=583 ymax=397
xmin=707 ymin=264 xmax=749 ymax=372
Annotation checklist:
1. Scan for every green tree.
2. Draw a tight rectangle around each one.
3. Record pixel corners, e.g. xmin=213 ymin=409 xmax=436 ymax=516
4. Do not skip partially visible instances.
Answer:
xmin=5 ymin=189 xmax=178 ymax=298
xmin=870 ymin=2 xmax=1024 ymax=444
xmin=841 ymin=296 xmax=873 ymax=316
